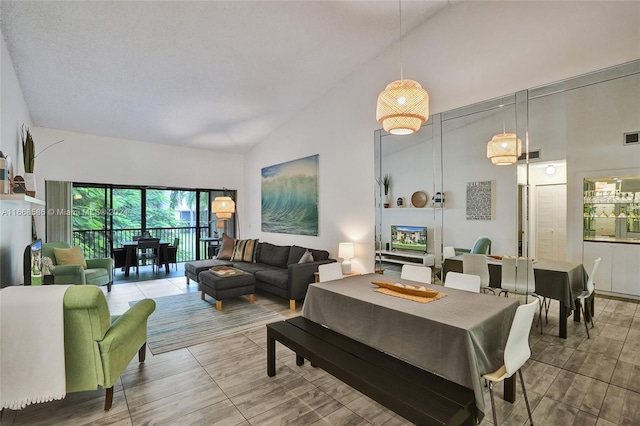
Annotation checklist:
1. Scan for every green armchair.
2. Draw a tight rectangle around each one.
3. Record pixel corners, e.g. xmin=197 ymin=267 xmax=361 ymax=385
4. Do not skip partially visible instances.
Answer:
xmin=63 ymin=286 xmax=156 ymax=410
xmin=27 ymin=242 xmax=115 ymax=292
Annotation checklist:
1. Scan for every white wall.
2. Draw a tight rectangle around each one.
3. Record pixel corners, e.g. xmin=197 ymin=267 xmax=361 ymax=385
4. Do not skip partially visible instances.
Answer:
xmin=566 ymin=73 xmax=640 ymax=262
xmin=28 ymin=126 xmax=245 ymax=242
xmin=243 ymin=0 xmax=640 ymax=273
xmin=0 ymin=35 xmax=33 ymax=286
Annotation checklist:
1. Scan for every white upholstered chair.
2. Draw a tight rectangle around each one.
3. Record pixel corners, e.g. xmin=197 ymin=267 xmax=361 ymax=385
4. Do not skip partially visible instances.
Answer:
xmin=401 ymin=265 xmax=432 ymax=284
xmin=318 ymin=262 xmax=343 ymax=282
xmin=462 ymin=253 xmax=492 ymax=294
xmin=444 ymin=271 xmax=480 ymax=293
xmin=482 ymin=299 xmax=538 ymax=426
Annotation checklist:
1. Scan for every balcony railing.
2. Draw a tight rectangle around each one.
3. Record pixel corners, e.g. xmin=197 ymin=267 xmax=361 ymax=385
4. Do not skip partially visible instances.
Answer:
xmin=74 ymin=227 xmax=214 ymax=262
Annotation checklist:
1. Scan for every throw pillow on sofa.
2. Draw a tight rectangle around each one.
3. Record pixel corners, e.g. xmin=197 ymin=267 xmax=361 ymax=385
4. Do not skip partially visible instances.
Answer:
xmin=298 ymin=250 xmax=314 ymax=263
xmin=231 ymin=239 xmax=259 ymax=262
xmin=53 ymin=246 xmax=88 ymax=269
xmin=216 ymin=234 xmax=236 ymax=260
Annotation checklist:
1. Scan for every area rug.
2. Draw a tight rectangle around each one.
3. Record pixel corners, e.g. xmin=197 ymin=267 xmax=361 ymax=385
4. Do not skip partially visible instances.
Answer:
xmin=130 ymin=292 xmax=286 ymax=354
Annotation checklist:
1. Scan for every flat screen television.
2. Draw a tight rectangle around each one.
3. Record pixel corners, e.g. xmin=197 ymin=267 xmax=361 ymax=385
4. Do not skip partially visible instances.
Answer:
xmin=391 ymin=225 xmax=427 ymax=252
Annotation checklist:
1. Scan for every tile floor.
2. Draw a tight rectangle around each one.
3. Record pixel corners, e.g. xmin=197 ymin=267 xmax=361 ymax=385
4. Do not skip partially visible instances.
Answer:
xmin=2 ymin=267 xmax=640 ymax=425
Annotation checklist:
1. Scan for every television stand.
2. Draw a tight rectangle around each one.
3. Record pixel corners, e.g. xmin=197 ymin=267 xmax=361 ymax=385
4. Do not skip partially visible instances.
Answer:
xmin=376 ymin=250 xmax=435 ymax=267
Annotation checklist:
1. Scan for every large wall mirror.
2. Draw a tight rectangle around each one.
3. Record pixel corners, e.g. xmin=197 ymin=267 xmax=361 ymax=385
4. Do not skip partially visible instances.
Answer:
xmin=375 ymin=59 xmax=640 ymax=297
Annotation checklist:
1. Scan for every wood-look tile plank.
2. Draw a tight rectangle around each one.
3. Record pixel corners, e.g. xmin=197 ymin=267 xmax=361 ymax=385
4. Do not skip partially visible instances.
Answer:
xmin=125 ymin=368 xmax=216 ymax=409
xmin=564 ymin=350 xmax=618 ymax=383
xmin=572 ymin=410 xmax=598 ymax=426
xmin=229 ymin=375 xmax=317 ymax=419
xmin=531 ymin=340 xmax=575 ymax=368
xmin=546 ymin=370 xmax=593 ymax=409
xmin=129 ymin=382 xmax=227 ymax=425
xmin=521 ymin=360 xmax=562 ymax=396
xmin=247 ymin=388 xmax=342 ymax=425
xmin=531 ymin=396 xmax=579 ymax=425
xmin=581 ymin=378 xmax=608 ymax=417
xmin=308 ymin=406 xmax=371 ymax=426
xmin=120 ymin=349 xmax=202 ymax=388
xmin=190 ymin=336 xmax=264 ymax=366
xmin=11 ymin=390 xmax=128 ymax=426
xmin=600 ymin=385 xmax=626 ymax=424
xmin=610 ymin=360 xmax=640 ymax=394
xmin=150 ymin=398 xmax=246 ymax=426
xmin=312 ymin=374 xmax=362 ymax=406
xmin=345 ymin=395 xmax=396 ymax=426
xmin=207 ymin=359 xmax=299 ymax=399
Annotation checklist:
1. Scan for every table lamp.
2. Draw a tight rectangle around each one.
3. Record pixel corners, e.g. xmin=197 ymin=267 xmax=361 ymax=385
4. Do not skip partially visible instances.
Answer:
xmin=338 ymin=242 xmax=355 ymax=274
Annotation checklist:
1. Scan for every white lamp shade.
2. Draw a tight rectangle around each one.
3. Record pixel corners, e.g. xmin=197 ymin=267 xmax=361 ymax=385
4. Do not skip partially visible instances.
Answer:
xmin=212 ymin=196 xmax=235 ymax=219
xmin=376 ymin=80 xmax=429 ymax=135
xmin=486 ymin=133 xmax=522 ymax=165
xmin=338 ymin=242 xmax=354 ymax=260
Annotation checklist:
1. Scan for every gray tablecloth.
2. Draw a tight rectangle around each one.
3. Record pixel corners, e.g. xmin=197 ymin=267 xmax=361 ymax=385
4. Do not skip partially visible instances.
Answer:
xmin=301 ymin=273 xmax=519 ymax=420
xmin=443 ymin=256 xmax=587 ymax=309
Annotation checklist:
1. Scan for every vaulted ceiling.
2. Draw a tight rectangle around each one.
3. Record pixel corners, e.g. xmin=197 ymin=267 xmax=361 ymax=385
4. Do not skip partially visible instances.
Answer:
xmin=1 ymin=1 xmax=451 ymax=154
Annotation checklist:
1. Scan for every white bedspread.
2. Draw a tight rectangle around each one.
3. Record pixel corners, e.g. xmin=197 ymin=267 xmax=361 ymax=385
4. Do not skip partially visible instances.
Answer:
xmin=0 ymin=285 xmax=71 ymax=410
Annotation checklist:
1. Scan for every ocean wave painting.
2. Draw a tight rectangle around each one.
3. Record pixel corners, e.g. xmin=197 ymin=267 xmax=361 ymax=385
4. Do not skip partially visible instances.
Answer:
xmin=262 ymin=155 xmax=319 ymax=235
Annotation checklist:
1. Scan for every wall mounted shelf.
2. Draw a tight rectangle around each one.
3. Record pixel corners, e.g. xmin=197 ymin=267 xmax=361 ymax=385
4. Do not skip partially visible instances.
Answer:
xmin=383 ymin=207 xmax=444 ymax=211
xmin=0 ymin=194 xmax=45 ymax=205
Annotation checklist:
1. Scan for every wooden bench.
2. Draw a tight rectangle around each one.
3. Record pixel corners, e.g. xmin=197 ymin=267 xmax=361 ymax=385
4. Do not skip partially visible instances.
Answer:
xmin=267 ymin=316 xmax=477 ymax=426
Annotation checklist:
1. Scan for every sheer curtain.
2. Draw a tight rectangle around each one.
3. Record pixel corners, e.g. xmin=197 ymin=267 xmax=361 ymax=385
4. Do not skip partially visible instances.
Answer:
xmin=45 ymin=180 xmax=72 ymax=243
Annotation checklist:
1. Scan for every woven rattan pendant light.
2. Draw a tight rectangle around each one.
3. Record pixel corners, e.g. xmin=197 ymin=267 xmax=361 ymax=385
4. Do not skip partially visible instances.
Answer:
xmin=211 ymin=196 xmax=235 ymax=219
xmin=376 ymin=0 xmax=429 ymax=135
xmin=486 ymin=133 xmax=522 ymax=165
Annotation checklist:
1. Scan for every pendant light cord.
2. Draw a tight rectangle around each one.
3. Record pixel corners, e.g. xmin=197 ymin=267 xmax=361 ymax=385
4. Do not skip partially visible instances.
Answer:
xmin=399 ymin=0 xmax=403 ymax=80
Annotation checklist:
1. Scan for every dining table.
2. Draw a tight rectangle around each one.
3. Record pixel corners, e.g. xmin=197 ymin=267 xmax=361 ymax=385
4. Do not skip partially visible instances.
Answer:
xmin=121 ymin=240 xmax=170 ymax=277
xmin=301 ymin=273 xmax=520 ymax=421
xmin=443 ymin=255 xmax=588 ymax=338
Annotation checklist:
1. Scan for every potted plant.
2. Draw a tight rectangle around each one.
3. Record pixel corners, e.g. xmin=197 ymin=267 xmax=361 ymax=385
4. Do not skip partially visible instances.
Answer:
xmin=376 ymin=174 xmax=391 ymax=208
xmin=21 ymin=124 xmax=36 ymax=196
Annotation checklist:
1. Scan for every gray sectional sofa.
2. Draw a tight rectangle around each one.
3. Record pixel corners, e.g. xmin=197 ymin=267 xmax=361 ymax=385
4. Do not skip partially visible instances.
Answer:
xmin=185 ymin=241 xmax=336 ymax=309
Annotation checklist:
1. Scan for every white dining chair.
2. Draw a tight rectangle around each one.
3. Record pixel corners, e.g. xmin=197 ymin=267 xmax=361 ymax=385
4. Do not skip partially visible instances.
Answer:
xmin=401 ymin=264 xmax=432 ymax=284
xmin=501 ymin=257 xmax=543 ymax=334
xmin=462 ymin=253 xmax=492 ymax=294
xmin=318 ymin=262 xmax=343 ymax=282
xmin=577 ymin=257 xmax=601 ymax=339
xmin=434 ymin=246 xmax=457 ymax=283
xmin=444 ymin=271 xmax=480 ymax=293
xmin=482 ymin=299 xmax=538 ymax=426
xmin=443 ymin=246 xmax=456 ymax=259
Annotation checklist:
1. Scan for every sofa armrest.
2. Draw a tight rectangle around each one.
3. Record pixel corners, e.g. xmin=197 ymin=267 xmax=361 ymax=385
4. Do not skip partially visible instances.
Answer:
xmin=86 ymin=258 xmax=114 ymax=282
xmin=52 ymin=264 xmax=86 ymax=284
xmin=288 ymin=259 xmax=337 ymax=300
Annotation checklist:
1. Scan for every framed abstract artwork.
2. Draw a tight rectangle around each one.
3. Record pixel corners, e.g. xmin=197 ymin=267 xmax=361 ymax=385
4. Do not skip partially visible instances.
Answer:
xmin=261 ymin=155 xmax=319 ymax=235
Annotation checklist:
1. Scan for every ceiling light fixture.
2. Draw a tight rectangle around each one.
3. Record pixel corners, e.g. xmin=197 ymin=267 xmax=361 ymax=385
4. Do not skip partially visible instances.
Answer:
xmin=486 ymin=133 xmax=522 ymax=165
xmin=376 ymin=0 xmax=429 ymax=135
xmin=545 ymin=165 xmax=556 ymax=175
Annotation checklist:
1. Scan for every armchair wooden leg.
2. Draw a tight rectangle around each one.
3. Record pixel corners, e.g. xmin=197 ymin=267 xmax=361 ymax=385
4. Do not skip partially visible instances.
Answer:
xmin=107 ymin=281 xmax=112 ymax=292
xmin=289 ymin=299 xmax=296 ymax=310
xmin=104 ymin=386 xmax=114 ymax=411
xmin=139 ymin=343 xmax=147 ymax=362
